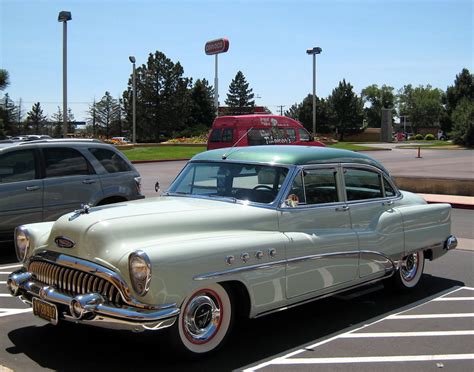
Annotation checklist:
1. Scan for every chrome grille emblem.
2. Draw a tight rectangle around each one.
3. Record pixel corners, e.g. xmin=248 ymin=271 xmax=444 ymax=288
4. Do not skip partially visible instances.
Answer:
xmin=54 ymin=236 xmax=75 ymax=249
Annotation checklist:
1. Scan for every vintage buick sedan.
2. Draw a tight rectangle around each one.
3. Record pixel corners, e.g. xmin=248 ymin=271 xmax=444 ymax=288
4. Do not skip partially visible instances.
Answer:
xmin=8 ymin=146 xmax=457 ymax=355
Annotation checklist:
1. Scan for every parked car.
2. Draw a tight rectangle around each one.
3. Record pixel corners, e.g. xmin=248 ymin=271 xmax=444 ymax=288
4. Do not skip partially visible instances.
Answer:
xmin=8 ymin=146 xmax=457 ymax=356
xmin=207 ymin=114 xmax=325 ymax=150
xmin=0 ymin=139 xmax=143 ymax=242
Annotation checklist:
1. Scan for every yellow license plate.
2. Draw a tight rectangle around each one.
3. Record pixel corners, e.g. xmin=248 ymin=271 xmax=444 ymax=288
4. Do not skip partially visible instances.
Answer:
xmin=32 ymin=297 xmax=58 ymax=325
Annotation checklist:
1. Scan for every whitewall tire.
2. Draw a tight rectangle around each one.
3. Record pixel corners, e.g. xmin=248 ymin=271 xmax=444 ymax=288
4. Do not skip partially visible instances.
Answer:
xmin=174 ymin=283 xmax=233 ymax=355
xmin=389 ymin=250 xmax=425 ymax=290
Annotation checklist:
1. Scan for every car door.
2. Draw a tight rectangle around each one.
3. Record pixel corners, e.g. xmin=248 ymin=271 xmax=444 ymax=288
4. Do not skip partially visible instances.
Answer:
xmin=278 ymin=166 xmax=359 ymax=299
xmin=41 ymin=146 xmax=103 ymax=221
xmin=341 ymin=165 xmax=404 ymax=278
xmin=0 ymin=148 xmax=43 ymax=238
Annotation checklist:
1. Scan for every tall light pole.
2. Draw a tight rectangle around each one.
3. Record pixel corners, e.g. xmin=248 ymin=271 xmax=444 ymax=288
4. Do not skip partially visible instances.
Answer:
xmin=58 ymin=11 xmax=71 ymax=138
xmin=306 ymin=46 xmax=322 ymax=137
xmin=129 ymin=56 xmax=136 ymax=144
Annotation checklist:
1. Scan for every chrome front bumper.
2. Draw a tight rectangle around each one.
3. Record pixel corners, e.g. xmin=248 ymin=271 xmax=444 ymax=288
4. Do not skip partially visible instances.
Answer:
xmin=7 ymin=269 xmax=179 ymax=332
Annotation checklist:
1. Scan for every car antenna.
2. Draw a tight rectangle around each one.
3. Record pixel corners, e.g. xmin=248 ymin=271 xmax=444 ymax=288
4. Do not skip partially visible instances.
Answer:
xmin=222 ymin=127 xmax=253 ymax=160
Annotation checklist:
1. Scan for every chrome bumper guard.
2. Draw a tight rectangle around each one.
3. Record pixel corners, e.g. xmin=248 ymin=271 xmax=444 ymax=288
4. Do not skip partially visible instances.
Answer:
xmin=7 ymin=269 xmax=179 ymax=332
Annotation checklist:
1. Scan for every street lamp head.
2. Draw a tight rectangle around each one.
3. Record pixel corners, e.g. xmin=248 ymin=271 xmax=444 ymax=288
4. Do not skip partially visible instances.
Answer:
xmin=58 ymin=11 xmax=72 ymax=22
xmin=129 ymin=56 xmax=136 ymax=64
xmin=306 ymin=46 xmax=322 ymax=55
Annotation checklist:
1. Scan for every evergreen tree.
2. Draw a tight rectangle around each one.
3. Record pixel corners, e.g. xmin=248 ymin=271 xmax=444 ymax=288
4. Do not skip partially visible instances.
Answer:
xmin=87 ymin=99 xmax=99 ymax=137
xmin=96 ymin=91 xmax=119 ymax=138
xmin=225 ymin=71 xmax=255 ymax=114
xmin=26 ymin=102 xmax=47 ymax=134
xmin=123 ymin=51 xmax=191 ymax=142
xmin=0 ymin=93 xmax=17 ymax=136
xmin=0 ymin=69 xmax=9 ymax=91
xmin=183 ymin=79 xmax=215 ymax=136
xmin=51 ymin=106 xmax=75 ymax=137
xmin=327 ymin=79 xmax=364 ymax=140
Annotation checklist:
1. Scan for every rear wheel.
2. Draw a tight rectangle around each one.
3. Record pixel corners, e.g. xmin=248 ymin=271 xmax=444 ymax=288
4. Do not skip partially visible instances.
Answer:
xmin=172 ymin=283 xmax=233 ymax=356
xmin=388 ymin=251 xmax=425 ymax=290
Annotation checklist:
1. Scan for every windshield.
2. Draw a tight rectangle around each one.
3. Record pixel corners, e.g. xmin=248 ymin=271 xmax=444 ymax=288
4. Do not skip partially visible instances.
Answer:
xmin=168 ymin=162 xmax=289 ymax=204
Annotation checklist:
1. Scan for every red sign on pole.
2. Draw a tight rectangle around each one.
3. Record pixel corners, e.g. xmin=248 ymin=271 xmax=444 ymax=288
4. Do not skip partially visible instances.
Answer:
xmin=205 ymin=38 xmax=229 ymax=55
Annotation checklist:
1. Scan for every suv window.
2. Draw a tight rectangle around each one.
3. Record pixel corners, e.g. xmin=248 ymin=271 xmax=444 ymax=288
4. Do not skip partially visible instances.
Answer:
xmin=89 ymin=148 xmax=131 ymax=173
xmin=287 ymin=168 xmax=338 ymax=206
xmin=44 ymin=147 xmax=92 ymax=178
xmin=344 ymin=168 xmax=383 ymax=201
xmin=0 ymin=150 xmax=36 ymax=183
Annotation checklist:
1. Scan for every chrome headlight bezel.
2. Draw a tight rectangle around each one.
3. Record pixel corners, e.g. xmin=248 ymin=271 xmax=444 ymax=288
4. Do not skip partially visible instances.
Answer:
xmin=128 ymin=250 xmax=152 ymax=297
xmin=14 ymin=226 xmax=30 ymax=262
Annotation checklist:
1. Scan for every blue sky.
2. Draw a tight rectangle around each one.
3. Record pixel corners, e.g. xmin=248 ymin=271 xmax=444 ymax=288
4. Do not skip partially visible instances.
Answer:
xmin=1 ymin=0 xmax=472 ymax=121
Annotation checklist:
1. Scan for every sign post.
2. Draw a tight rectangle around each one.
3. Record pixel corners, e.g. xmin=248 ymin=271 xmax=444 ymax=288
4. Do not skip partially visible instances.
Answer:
xmin=205 ymin=38 xmax=229 ymax=116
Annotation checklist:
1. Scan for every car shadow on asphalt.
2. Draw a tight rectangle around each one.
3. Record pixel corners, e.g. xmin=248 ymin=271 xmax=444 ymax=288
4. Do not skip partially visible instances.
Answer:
xmin=5 ymin=274 xmax=464 ymax=371
xmin=0 ymin=242 xmax=16 ymax=265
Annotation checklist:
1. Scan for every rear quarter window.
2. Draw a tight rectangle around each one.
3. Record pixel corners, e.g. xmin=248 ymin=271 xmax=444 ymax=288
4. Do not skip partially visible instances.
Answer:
xmin=89 ymin=148 xmax=132 ymax=173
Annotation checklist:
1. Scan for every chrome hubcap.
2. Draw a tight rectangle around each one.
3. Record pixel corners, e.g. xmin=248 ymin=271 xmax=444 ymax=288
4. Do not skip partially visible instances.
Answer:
xmin=401 ymin=253 xmax=419 ymax=281
xmin=183 ymin=294 xmax=221 ymax=344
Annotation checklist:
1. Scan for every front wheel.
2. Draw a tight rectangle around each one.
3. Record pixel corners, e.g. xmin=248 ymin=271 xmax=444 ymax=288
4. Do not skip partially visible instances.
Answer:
xmin=172 ymin=283 xmax=233 ymax=356
xmin=387 ymin=251 xmax=425 ymax=290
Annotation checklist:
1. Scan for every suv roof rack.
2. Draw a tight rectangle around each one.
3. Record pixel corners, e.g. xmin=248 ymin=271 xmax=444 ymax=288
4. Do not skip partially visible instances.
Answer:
xmin=19 ymin=138 xmax=103 ymax=145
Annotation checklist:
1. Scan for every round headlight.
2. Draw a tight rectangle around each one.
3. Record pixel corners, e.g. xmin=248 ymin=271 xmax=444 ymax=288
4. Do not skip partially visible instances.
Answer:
xmin=128 ymin=251 xmax=151 ymax=296
xmin=15 ymin=227 xmax=30 ymax=262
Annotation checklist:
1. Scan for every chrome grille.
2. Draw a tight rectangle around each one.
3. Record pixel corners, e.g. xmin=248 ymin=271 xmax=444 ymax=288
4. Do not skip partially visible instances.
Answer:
xmin=28 ymin=260 xmax=123 ymax=306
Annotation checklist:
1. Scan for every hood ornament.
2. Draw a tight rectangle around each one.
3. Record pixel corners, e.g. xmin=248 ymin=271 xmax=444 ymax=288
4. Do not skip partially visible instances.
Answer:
xmin=69 ymin=204 xmax=92 ymax=221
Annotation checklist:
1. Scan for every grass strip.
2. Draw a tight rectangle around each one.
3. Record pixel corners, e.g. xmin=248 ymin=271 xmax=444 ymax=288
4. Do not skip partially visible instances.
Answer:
xmin=121 ymin=146 xmax=206 ymax=161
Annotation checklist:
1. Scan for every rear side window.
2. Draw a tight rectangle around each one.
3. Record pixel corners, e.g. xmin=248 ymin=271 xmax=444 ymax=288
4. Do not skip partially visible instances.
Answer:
xmin=221 ymin=128 xmax=233 ymax=142
xmin=89 ymin=148 xmax=131 ymax=173
xmin=0 ymin=150 xmax=36 ymax=183
xmin=287 ymin=168 xmax=338 ymax=206
xmin=383 ymin=177 xmax=396 ymax=197
xmin=43 ymin=147 xmax=92 ymax=178
xmin=344 ymin=168 xmax=383 ymax=201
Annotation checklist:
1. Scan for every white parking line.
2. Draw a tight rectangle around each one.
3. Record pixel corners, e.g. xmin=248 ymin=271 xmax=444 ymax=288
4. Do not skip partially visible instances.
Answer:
xmin=0 ymin=264 xmax=21 ymax=270
xmin=0 ymin=294 xmax=12 ymax=297
xmin=0 ymin=282 xmax=6 ymax=285
xmin=388 ymin=313 xmax=474 ymax=319
xmin=0 ymin=272 xmax=13 ymax=275
xmin=433 ymin=297 xmax=474 ymax=301
xmin=272 ymin=354 xmax=474 ymax=365
xmin=0 ymin=308 xmax=32 ymax=317
xmin=341 ymin=330 xmax=474 ymax=338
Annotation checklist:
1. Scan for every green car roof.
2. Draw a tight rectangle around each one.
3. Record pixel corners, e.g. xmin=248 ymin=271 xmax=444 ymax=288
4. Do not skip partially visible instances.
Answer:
xmin=192 ymin=145 xmax=389 ymax=174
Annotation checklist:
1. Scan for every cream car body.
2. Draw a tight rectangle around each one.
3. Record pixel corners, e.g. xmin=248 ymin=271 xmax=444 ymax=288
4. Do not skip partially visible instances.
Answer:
xmin=8 ymin=146 xmax=457 ymax=355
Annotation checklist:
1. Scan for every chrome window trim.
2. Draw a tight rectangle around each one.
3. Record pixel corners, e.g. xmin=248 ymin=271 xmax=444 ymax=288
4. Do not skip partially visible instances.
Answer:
xmin=28 ymin=251 xmax=163 ymax=310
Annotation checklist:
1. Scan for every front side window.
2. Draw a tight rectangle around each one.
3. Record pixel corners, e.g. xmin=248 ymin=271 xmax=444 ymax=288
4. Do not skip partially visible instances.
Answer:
xmin=298 ymin=128 xmax=311 ymax=142
xmin=286 ymin=168 xmax=338 ymax=206
xmin=221 ymin=128 xmax=233 ymax=142
xmin=344 ymin=168 xmax=383 ymax=201
xmin=89 ymin=148 xmax=131 ymax=173
xmin=209 ymin=129 xmax=222 ymax=142
xmin=0 ymin=150 xmax=36 ymax=183
xmin=43 ymin=147 xmax=92 ymax=178
xmin=169 ymin=162 xmax=288 ymax=204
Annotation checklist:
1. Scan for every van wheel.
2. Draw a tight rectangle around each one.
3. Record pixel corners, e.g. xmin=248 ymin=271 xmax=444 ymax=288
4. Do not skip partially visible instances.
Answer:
xmin=387 ymin=251 xmax=424 ymax=291
xmin=171 ymin=283 xmax=234 ymax=356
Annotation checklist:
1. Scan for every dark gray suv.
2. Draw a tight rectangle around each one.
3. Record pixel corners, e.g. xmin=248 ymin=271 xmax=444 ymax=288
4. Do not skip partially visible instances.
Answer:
xmin=0 ymin=139 xmax=144 ymax=242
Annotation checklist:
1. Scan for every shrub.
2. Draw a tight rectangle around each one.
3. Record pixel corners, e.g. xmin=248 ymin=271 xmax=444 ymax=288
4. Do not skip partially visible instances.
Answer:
xmin=414 ymin=134 xmax=424 ymax=140
xmin=424 ymin=134 xmax=435 ymax=141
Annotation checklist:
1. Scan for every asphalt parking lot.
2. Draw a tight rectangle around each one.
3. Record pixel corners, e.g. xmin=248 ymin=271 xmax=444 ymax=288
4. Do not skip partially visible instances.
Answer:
xmin=245 ymin=286 xmax=474 ymax=371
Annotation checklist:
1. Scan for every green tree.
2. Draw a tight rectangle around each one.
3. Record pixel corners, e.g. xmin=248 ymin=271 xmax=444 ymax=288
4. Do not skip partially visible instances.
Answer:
xmin=451 ymin=97 xmax=474 ymax=147
xmin=182 ymin=79 xmax=216 ymax=136
xmin=225 ymin=71 xmax=255 ymax=114
xmin=0 ymin=69 xmax=9 ymax=91
xmin=26 ymin=102 xmax=47 ymax=134
xmin=298 ymin=94 xmax=332 ymax=133
xmin=87 ymin=99 xmax=99 ymax=137
xmin=398 ymin=84 xmax=444 ymax=133
xmin=444 ymin=68 xmax=474 ymax=133
xmin=51 ymin=106 xmax=75 ymax=137
xmin=0 ymin=93 xmax=17 ymax=136
xmin=123 ymin=51 xmax=192 ymax=142
xmin=95 ymin=91 xmax=120 ymax=138
xmin=361 ymin=84 xmax=396 ymax=128
xmin=327 ymin=79 xmax=364 ymax=140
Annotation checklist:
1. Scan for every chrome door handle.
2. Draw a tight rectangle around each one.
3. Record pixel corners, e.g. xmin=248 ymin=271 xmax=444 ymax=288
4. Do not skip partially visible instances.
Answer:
xmin=26 ymin=186 xmax=40 ymax=191
xmin=335 ymin=205 xmax=350 ymax=212
xmin=82 ymin=179 xmax=96 ymax=184
xmin=383 ymin=200 xmax=394 ymax=206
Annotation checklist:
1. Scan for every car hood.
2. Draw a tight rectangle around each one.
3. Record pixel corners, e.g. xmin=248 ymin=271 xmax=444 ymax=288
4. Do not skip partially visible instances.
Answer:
xmin=41 ymin=196 xmax=278 ymax=268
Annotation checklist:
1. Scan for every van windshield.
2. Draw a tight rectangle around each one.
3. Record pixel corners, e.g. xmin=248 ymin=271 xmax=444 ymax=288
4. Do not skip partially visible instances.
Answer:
xmin=247 ymin=128 xmax=294 ymax=146
xmin=168 ymin=162 xmax=289 ymax=204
